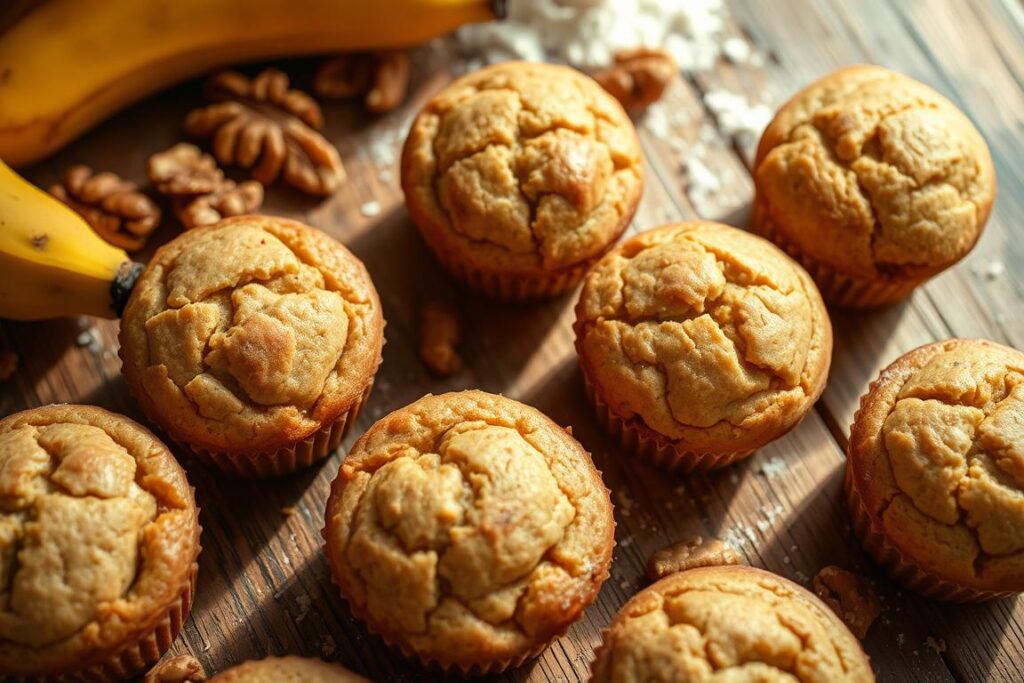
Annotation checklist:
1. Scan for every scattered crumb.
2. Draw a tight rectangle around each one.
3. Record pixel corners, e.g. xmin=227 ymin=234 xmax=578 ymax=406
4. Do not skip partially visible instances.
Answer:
xmin=642 ymin=102 xmax=672 ymax=138
xmin=616 ymin=490 xmax=636 ymax=518
xmin=75 ymin=331 xmax=93 ymax=347
xmin=0 ymin=352 xmax=17 ymax=382
xmin=722 ymin=37 xmax=751 ymax=64
xmin=419 ymin=299 xmax=462 ymax=376
xmin=141 ymin=655 xmax=206 ymax=683
xmin=813 ymin=566 xmax=881 ymax=639
xmin=702 ymin=89 xmax=772 ymax=142
xmin=647 ymin=535 xmax=743 ymax=580
xmin=683 ymin=155 xmax=721 ymax=217
xmin=360 ymin=200 xmax=381 ymax=217
xmin=295 ymin=593 xmax=312 ymax=623
xmin=783 ymin=555 xmax=791 ymax=564
xmin=758 ymin=455 xmax=787 ymax=478
xmin=897 ymin=632 xmax=906 ymax=648
xmin=281 ymin=505 xmax=298 ymax=516
xmin=985 ymin=261 xmax=1005 ymax=279
xmin=378 ymin=169 xmax=393 ymax=183
xmin=925 ymin=636 xmax=947 ymax=655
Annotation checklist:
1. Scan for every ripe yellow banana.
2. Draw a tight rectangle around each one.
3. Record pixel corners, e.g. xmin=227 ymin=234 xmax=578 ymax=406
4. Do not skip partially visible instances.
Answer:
xmin=0 ymin=159 xmax=141 ymax=320
xmin=0 ymin=0 xmax=502 ymax=166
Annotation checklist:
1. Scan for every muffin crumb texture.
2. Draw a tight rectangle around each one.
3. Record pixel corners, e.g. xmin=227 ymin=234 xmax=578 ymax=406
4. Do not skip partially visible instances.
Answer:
xmin=325 ymin=391 xmax=613 ymax=671
xmin=209 ymin=656 xmax=367 ymax=682
xmin=591 ymin=567 xmax=873 ymax=683
xmin=403 ymin=62 xmax=642 ymax=273
xmin=576 ymin=222 xmax=830 ymax=452
xmin=857 ymin=341 xmax=1024 ymax=590
xmin=120 ymin=217 xmax=381 ymax=453
xmin=0 ymin=405 xmax=197 ymax=673
xmin=755 ymin=66 xmax=995 ymax=278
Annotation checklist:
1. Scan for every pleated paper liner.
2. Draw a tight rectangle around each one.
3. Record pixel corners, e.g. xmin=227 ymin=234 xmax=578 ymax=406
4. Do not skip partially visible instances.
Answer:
xmin=580 ymin=369 xmax=754 ymax=472
xmin=188 ymin=381 xmax=374 ymax=477
xmin=40 ymin=562 xmax=198 ymax=683
xmin=845 ymin=385 xmax=1013 ymax=603
xmin=425 ymin=240 xmax=593 ymax=302
xmin=753 ymin=198 xmax=922 ymax=308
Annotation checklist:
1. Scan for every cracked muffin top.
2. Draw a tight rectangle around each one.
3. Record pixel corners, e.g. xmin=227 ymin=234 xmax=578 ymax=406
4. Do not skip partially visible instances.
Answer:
xmin=210 ymin=657 xmax=368 ymax=682
xmin=120 ymin=215 xmax=384 ymax=455
xmin=401 ymin=61 xmax=643 ymax=274
xmin=848 ymin=339 xmax=1024 ymax=594
xmin=323 ymin=390 xmax=614 ymax=673
xmin=590 ymin=566 xmax=873 ymax=683
xmin=755 ymin=65 xmax=995 ymax=280
xmin=574 ymin=222 xmax=831 ymax=454
xmin=0 ymin=404 xmax=199 ymax=677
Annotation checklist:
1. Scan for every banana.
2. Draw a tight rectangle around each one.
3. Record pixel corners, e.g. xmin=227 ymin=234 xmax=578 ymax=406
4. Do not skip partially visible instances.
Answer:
xmin=0 ymin=159 xmax=141 ymax=320
xmin=0 ymin=0 xmax=502 ymax=166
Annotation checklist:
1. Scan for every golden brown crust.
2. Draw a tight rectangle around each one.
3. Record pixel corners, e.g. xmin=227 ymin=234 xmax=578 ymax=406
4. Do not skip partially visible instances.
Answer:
xmin=401 ymin=61 xmax=643 ymax=291
xmin=322 ymin=390 xmax=615 ymax=674
xmin=754 ymin=65 xmax=995 ymax=288
xmin=590 ymin=566 xmax=874 ymax=683
xmin=574 ymin=221 xmax=832 ymax=459
xmin=120 ymin=215 xmax=384 ymax=457
xmin=209 ymin=657 xmax=367 ymax=682
xmin=0 ymin=404 xmax=200 ymax=678
xmin=847 ymin=339 xmax=1024 ymax=596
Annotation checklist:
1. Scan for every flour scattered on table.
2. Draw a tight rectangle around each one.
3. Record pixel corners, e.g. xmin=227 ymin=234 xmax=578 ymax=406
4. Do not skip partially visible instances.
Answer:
xmin=722 ymin=37 xmax=751 ymax=64
xmin=683 ymin=155 xmax=721 ymax=216
xmin=758 ymin=455 xmax=787 ymax=478
xmin=703 ymin=89 xmax=772 ymax=142
xmin=360 ymin=200 xmax=381 ymax=217
xmin=985 ymin=260 xmax=1005 ymax=280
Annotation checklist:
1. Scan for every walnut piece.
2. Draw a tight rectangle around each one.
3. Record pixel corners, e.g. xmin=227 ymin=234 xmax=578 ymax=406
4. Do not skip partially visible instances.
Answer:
xmin=647 ymin=535 xmax=742 ymax=580
xmin=812 ymin=565 xmax=880 ymax=639
xmin=314 ymin=51 xmax=410 ymax=113
xmin=49 ymin=166 xmax=160 ymax=251
xmin=593 ymin=48 xmax=677 ymax=111
xmin=0 ymin=352 xmax=17 ymax=382
xmin=142 ymin=654 xmax=206 ymax=683
xmin=419 ymin=299 xmax=462 ymax=376
xmin=148 ymin=143 xmax=263 ymax=229
xmin=185 ymin=69 xmax=344 ymax=196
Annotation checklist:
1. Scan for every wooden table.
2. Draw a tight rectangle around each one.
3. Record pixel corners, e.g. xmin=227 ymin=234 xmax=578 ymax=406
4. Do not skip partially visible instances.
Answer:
xmin=3 ymin=1 xmax=1022 ymax=681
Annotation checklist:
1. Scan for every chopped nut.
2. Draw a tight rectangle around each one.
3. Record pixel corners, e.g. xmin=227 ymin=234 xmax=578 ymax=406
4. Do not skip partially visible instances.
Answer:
xmin=419 ymin=299 xmax=462 ymax=376
xmin=142 ymin=654 xmax=206 ymax=683
xmin=593 ymin=48 xmax=677 ymax=111
xmin=148 ymin=143 xmax=264 ymax=229
xmin=0 ymin=352 xmax=17 ymax=382
xmin=50 ymin=166 xmax=160 ymax=251
xmin=315 ymin=51 xmax=410 ymax=113
xmin=647 ymin=536 xmax=742 ymax=580
xmin=281 ymin=505 xmax=298 ymax=516
xmin=813 ymin=566 xmax=880 ymax=639
xmin=185 ymin=69 xmax=344 ymax=195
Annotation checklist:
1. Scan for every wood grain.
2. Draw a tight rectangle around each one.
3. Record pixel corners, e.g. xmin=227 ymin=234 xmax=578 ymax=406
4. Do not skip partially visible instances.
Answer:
xmin=1 ymin=1 xmax=1022 ymax=681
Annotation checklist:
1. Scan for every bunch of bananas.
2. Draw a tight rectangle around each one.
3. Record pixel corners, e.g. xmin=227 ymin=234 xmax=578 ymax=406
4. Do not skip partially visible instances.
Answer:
xmin=0 ymin=0 xmax=501 ymax=320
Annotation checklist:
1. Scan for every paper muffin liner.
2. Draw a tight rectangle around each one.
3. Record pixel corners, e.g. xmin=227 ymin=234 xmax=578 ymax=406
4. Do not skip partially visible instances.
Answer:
xmin=187 ymin=381 xmax=374 ymax=478
xmin=845 ymin=386 xmax=1013 ymax=603
xmin=424 ymin=239 xmax=594 ymax=302
xmin=581 ymin=367 xmax=755 ymax=473
xmin=42 ymin=562 xmax=198 ymax=683
xmin=754 ymin=199 xmax=923 ymax=308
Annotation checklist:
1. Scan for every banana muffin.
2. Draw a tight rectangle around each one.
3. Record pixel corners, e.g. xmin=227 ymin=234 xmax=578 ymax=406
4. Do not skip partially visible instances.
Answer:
xmin=401 ymin=61 xmax=643 ymax=301
xmin=323 ymin=390 xmax=615 ymax=674
xmin=574 ymin=221 xmax=832 ymax=472
xmin=120 ymin=215 xmax=384 ymax=477
xmin=847 ymin=339 xmax=1024 ymax=601
xmin=754 ymin=65 xmax=996 ymax=307
xmin=210 ymin=657 xmax=367 ymax=682
xmin=0 ymin=404 xmax=200 ymax=680
xmin=590 ymin=566 xmax=874 ymax=682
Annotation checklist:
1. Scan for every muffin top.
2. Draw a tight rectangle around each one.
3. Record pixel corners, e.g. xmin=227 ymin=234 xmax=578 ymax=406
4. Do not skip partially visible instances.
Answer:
xmin=0 ymin=405 xmax=199 ymax=676
xmin=574 ymin=222 xmax=831 ymax=454
xmin=210 ymin=657 xmax=367 ymax=682
xmin=120 ymin=215 xmax=384 ymax=454
xmin=402 ymin=61 xmax=643 ymax=274
xmin=591 ymin=566 xmax=873 ymax=683
xmin=849 ymin=339 xmax=1024 ymax=593
xmin=323 ymin=390 xmax=614 ymax=672
xmin=755 ymin=65 xmax=995 ymax=280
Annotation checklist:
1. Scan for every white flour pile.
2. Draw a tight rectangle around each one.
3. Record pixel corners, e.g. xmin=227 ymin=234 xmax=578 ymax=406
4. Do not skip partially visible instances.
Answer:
xmin=457 ymin=0 xmax=728 ymax=71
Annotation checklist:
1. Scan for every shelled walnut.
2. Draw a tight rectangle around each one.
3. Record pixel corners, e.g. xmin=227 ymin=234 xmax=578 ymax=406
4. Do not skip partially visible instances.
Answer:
xmin=647 ymin=535 xmax=742 ymax=580
xmin=185 ymin=69 xmax=344 ymax=195
xmin=314 ymin=50 xmax=410 ymax=113
xmin=812 ymin=565 xmax=880 ymax=639
xmin=148 ymin=143 xmax=263 ymax=229
xmin=49 ymin=166 xmax=160 ymax=251
xmin=593 ymin=48 xmax=677 ymax=111
xmin=141 ymin=655 xmax=206 ymax=683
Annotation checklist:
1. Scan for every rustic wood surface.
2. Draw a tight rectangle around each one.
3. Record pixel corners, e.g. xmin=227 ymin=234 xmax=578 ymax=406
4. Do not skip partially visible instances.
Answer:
xmin=2 ymin=1 xmax=1022 ymax=681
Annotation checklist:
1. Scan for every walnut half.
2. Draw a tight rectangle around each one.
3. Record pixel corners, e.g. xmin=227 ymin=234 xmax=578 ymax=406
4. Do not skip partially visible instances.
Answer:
xmin=49 ymin=166 xmax=160 ymax=251
xmin=141 ymin=654 xmax=206 ymax=683
xmin=812 ymin=565 xmax=880 ymax=639
xmin=314 ymin=51 xmax=411 ymax=114
xmin=647 ymin=535 xmax=742 ymax=580
xmin=593 ymin=48 xmax=677 ymax=111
